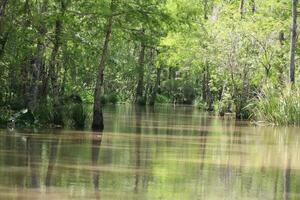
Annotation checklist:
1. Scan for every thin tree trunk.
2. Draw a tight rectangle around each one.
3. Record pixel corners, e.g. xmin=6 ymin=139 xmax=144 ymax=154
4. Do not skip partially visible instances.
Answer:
xmin=21 ymin=0 xmax=32 ymax=106
xmin=240 ymin=0 xmax=245 ymax=18
xmin=0 ymin=31 xmax=7 ymax=58
xmin=135 ymin=29 xmax=146 ymax=105
xmin=203 ymin=0 xmax=208 ymax=20
xmin=289 ymin=0 xmax=298 ymax=85
xmin=149 ymin=67 xmax=161 ymax=106
xmin=250 ymin=0 xmax=256 ymax=13
xmin=0 ymin=0 xmax=8 ymax=26
xmin=206 ymin=65 xmax=213 ymax=111
xmin=92 ymin=1 xmax=114 ymax=131
xmin=50 ymin=0 xmax=66 ymax=125
xmin=202 ymin=67 xmax=207 ymax=102
xmin=27 ymin=0 xmax=48 ymax=111
xmin=202 ymin=64 xmax=212 ymax=110
xmin=0 ymin=0 xmax=8 ymax=56
xmin=144 ymin=49 xmax=154 ymax=104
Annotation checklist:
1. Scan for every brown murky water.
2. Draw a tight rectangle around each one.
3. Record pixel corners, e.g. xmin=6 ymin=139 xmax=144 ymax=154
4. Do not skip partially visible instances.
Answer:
xmin=0 ymin=105 xmax=299 ymax=200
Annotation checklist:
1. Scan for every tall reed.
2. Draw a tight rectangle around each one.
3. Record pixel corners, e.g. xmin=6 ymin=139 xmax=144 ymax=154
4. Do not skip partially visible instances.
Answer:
xmin=254 ymin=85 xmax=300 ymax=126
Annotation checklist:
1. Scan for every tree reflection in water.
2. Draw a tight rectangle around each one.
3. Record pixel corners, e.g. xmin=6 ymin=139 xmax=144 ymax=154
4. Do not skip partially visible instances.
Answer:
xmin=91 ymin=132 xmax=103 ymax=200
xmin=26 ymin=136 xmax=40 ymax=188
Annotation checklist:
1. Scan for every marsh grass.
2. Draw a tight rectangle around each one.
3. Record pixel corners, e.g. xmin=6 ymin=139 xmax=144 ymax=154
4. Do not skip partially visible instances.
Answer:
xmin=254 ymin=85 xmax=300 ymax=126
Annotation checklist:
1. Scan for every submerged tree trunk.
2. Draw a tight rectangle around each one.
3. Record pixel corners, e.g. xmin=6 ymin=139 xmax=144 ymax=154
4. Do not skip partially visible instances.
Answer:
xmin=289 ymin=0 xmax=298 ymax=85
xmin=92 ymin=3 xmax=114 ymax=131
xmin=135 ymin=29 xmax=146 ymax=105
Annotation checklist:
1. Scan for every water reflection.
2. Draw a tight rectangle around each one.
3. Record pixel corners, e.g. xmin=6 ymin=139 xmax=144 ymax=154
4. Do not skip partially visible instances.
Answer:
xmin=134 ymin=106 xmax=142 ymax=193
xmin=91 ymin=132 xmax=102 ymax=199
xmin=45 ymin=136 xmax=59 ymax=188
xmin=27 ymin=136 xmax=40 ymax=188
xmin=0 ymin=105 xmax=299 ymax=200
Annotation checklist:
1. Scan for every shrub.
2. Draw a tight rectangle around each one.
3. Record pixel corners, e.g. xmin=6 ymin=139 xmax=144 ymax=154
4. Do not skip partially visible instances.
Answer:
xmin=35 ymin=102 xmax=53 ymax=124
xmin=215 ymin=92 xmax=234 ymax=116
xmin=100 ymin=95 xmax=107 ymax=105
xmin=194 ymin=97 xmax=208 ymax=110
xmin=71 ymin=103 xmax=86 ymax=129
xmin=0 ymin=107 xmax=10 ymax=127
xmin=155 ymin=94 xmax=170 ymax=104
xmin=107 ymin=93 xmax=119 ymax=104
xmin=136 ymin=96 xmax=147 ymax=106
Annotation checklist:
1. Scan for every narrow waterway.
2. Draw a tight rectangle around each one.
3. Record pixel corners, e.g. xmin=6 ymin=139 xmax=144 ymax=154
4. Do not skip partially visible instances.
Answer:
xmin=0 ymin=105 xmax=299 ymax=200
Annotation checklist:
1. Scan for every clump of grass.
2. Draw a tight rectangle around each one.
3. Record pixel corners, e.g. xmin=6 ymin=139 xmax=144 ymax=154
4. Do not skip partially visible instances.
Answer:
xmin=254 ymin=85 xmax=300 ymax=126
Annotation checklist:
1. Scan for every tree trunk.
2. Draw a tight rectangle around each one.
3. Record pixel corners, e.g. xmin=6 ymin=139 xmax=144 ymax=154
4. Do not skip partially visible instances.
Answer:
xmin=135 ymin=29 xmax=146 ymax=105
xmin=27 ymin=0 xmax=48 ymax=111
xmin=202 ymin=64 xmax=213 ymax=110
xmin=202 ymin=67 xmax=207 ymax=102
xmin=240 ymin=0 xmax=245 ymax=18
xmin=50 ymin=0 xmax=66 ymax=125
xmin=250 ymin=0 xmax=256 ymax=13
xmin=0 ymin=31 xmax=7 ymax=58
xmin=289 ymin=0 xmax=298 ymax=85
xmin=0 ymin=0 xmax=8 ymax=58
xmin=0 ymin=0 xmax=8 ymax=26
xmin=203 ymin=0 xmax=208 ymax=20
xmin=206 ymin=65 xmax=213 ymax=111
xmin=149 ymin=67 xmax=161 ymax=106
xmin=92 ymin=5 xmax=114 ymax=131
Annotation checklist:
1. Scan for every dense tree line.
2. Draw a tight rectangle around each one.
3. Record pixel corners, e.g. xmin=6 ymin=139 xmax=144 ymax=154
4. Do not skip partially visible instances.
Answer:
xmin=0 ymin=0 xmax=299 ymax=129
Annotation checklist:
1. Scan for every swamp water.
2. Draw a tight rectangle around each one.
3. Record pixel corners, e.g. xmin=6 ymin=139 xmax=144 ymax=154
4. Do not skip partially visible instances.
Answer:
xmin=0 ymin=105 xmax=299 ymax=200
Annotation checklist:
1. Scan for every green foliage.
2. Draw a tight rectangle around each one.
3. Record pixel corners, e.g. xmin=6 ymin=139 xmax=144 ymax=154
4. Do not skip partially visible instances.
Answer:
xmin=254 ymin=85 xmax=300 ymax=126
xmin=0 ymin=107 xmax=11 ymax=127
xmin=215 ymin=92 xmax=234 ymax=116
xmin=34 ymin=102 xmax=53 ymax=124
xmin=194 ymin=97 xmax=208 ymax=111
xmin=136 ymin=96 xmax=147 ymax=106
xmin=106 ymin=93 xmax=119 ymax=104
xmin=155 ymin=94 xmax=170 ymax=104
xmin=162 ymin=79 xmax=196 ymax=104
xmin=0 ymin=0 xmax=299 ymax=127
xmin=101 ymin=93 xmax=119 ymax=105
